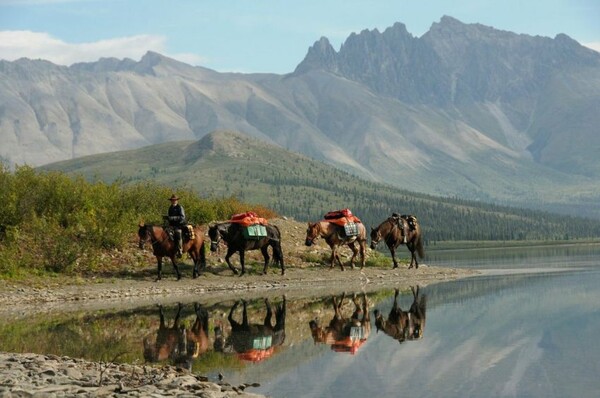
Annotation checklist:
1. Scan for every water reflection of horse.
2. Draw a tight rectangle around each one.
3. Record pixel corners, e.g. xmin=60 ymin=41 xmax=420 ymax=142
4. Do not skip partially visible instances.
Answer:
xmin=370 ymin=215 xmax=424 ymax=269
xmin=143 ymin=303 xmax=210 ymax=369
xmin=309 ymin=293 xmax=371 ymax=354
xmin=214 ymin=297 xmax=286 ymax=362
xmin=374 ymin=286 xmax=427 ymax=343
xmin=208 ymin=222 xmax=285 ymax=276
xmin=138 ymin=223 xmax=206 ymax=280
xmin=305 ymin=221 xmax=367 ymax=271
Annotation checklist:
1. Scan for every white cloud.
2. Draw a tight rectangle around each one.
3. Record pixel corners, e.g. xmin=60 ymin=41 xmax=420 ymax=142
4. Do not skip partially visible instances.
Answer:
xmin=583 ymin=42 xmax=600 ymax=53
xmin=0 ymin=30 xmax=205 ymax=66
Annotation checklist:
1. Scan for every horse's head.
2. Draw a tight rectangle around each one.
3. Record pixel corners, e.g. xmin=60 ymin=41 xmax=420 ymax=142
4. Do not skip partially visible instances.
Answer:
xmin=305 ymin=222 xmax=321 ymax=246
xmin=370 ymin=226 xmax=382 ymax=250
xmin=308 ymin=319 xmax=326 ymax=343
xmin=138 ymin=222 xmax=151 ymax=249
xmin=208 ymin=224 xmax=223 ymax=252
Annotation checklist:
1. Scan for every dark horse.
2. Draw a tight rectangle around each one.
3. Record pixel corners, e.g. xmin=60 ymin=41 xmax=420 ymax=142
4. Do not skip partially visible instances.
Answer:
xmin=370 ymin=215 xmax=424 ymax=269
xmin=208 ymin=222 xmax=284 ymax=276
xmin=305 ymin=221 xmax=367 ymax=270
xmin=214 ymin=297 xmax=286 ymax=362
xmin=374 ymin=286 xmax=427 ymax=343
xmin=138 ymin=223 xmax=206 ymax=280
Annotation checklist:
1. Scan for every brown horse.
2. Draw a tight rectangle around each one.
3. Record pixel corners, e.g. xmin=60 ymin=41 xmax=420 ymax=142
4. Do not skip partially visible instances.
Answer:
xmin=208 ymin=222 xmax=284 ymax=276
xmin=138 ymin=223 xmax=206 ymax=280
xmin=214 ymin=297 xmax=286 ymax=362
xmin=370 ymin=215 xmax=424 ymax=269
xmin=309 ymin=292 xmax=370 ymax=354
xmin=374 ymin=286 xmax=427 ymax=343
xmin=305 ymin=221 xmax=367 ymax=271
xmin=142 ymin=303 xmax=211 ymax=369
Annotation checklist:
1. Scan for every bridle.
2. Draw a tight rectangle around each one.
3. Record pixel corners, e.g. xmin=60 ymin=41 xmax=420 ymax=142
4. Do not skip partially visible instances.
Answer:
xmin=209 ymin=224 xmax=225 ymax=251
xmin=305 ymin=223 xmax=324 ymax=246
xmin=139 ymin=225 xmax=168 ymax=249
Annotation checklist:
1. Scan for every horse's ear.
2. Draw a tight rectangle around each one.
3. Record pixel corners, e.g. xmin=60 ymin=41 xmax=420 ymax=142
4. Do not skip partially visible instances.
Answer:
xmin=370 ymin=226 xmax=373 ymax=231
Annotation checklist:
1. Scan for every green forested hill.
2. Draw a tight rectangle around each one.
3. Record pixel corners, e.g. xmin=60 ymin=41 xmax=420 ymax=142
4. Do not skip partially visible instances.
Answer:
xmin=41 ymin=131 xmax=600 ymax=242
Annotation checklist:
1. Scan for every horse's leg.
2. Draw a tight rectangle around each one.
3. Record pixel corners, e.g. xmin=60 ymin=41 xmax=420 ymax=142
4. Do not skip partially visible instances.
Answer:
xmin=330 ymin=245 xmax=344 ymax=271
xmin=225 ymin=247 xmax=239 ymax=275
xmin=348 ymin=242 xmax=358 ymax=270
xmin=242 ymin=300 xmax=249 ymax=327
xmin=228 ymin=301 xmax=241 ymax=329
xmin=389 ymin=244 xmax=399 ymax=269
xmin=407 ymin=242 xmax=416 ymax=269
xmin=359 ymin=240 xmax=366 ymax=270
xmin=156 ymin=257 xmax=163 ymax=281
xmin=191 ymin=249 xmax=199 ymax=279
xmin=239 ymin=250 xmax=246 ymax=276
xmin=174 ymin=303 xmax=183 ymax=328
xmin=275 ymin=242 xmax=285 ymax=275
xmin=264 ymin=298 xmax=273 ymax=328
xmin=328 ymin=246 xmax=336 ymax=270
xmin=411 ymin=239 xmax=419 ymax=269
xmin=170 ymin=256 xmax=182 ymax=280
xmin=159 ymin=305 xmax=166 ymax=327
xmin=336 ymin=247 xmax=345 ymax=271
xmin=261 ymin=246 xmax=270 ymax=275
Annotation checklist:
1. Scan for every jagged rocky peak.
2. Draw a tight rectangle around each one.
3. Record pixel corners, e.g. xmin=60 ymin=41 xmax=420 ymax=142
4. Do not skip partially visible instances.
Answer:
xmin=294 ymin=36 xmax=338 ymax=74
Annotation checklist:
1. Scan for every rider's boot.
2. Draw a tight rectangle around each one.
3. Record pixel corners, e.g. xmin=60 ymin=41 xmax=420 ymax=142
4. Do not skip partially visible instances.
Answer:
xmin=177 ymin=237 xmax=183 ymax=258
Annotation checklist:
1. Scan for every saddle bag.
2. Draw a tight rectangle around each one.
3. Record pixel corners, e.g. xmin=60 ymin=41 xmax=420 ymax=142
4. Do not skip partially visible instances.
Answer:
xmin=344 ymin=222 xmax=358 ymax=237
xmin=186 ymin=224 xmax=195 ymax=240
xmin=243 ymin=224 xmax=268 ymax=240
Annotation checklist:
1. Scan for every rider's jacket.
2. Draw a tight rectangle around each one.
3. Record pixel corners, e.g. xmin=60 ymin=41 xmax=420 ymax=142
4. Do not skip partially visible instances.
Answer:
xmin=167 ymin=204 xmax=187 ymax=227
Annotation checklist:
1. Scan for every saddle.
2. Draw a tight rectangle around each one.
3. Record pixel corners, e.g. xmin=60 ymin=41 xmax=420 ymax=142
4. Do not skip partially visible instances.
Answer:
xmin=166 ymin=225 xmax=195 ymax=241
xmin=391 ymin=213 xmax=417 ymax=231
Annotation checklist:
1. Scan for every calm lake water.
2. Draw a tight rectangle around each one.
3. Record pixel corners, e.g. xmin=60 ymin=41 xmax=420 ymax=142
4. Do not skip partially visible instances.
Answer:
xmin=2 ymin=243 xmax=600 ymax=397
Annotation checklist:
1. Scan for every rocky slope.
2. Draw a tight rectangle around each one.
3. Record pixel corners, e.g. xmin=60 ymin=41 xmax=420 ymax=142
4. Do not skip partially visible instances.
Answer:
xmin=2 ymin=17 xmax=600 ymax=216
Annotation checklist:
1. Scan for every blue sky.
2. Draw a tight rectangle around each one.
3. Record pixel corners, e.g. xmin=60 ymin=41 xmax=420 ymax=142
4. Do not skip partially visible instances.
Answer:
xmin=1 ymin=0 xmax=599 ymax=73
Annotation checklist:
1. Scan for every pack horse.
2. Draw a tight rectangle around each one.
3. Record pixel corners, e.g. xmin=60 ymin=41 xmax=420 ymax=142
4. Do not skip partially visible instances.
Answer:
xmin=208 ymin=212 xmax=285 ymax=276
xmin=370 ymin=214 xmax=424 ymax=269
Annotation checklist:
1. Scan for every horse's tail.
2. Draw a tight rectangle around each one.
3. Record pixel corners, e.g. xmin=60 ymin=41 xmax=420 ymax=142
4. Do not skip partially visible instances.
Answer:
xmin=270 ymin=225 xmax=285 ymax=269
xmin=416 ymin=231 xmax=425 ymax=259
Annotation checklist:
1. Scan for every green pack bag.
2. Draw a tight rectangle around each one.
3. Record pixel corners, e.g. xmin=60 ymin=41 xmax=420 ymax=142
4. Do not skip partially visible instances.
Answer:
xmin=243 ymin=224 xmax=268 ymax=239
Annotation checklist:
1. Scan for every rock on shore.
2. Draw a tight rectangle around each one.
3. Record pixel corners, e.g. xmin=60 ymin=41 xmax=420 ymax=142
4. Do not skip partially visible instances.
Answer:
xmin=0 ymin=352 xmax=265 ymax=398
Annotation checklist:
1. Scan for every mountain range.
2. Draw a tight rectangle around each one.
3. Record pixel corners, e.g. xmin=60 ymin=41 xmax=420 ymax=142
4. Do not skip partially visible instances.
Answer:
xmin=2 ymin=16 xmax=600 ymax=218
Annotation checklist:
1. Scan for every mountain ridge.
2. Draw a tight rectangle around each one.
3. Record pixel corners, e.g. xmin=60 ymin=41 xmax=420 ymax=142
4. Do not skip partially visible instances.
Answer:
xmin=2 ymin=16 xmax=600 ymax=218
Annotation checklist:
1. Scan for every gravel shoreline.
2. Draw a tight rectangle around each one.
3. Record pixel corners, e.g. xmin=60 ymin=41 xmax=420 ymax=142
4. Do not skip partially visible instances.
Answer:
xmin=0 ymin=352 xmax=265 ymax=397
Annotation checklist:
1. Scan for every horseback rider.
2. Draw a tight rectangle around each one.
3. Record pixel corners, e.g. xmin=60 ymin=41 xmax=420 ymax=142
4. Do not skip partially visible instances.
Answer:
xmin=165 ymin=194 xmax=187 ymax=257
xmin=391 ymin=213 xmax=417 ymax=244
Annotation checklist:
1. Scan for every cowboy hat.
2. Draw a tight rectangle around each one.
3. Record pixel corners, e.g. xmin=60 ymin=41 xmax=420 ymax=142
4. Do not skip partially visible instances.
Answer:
xmin=168 ymin=194 xmax=180 ymax=201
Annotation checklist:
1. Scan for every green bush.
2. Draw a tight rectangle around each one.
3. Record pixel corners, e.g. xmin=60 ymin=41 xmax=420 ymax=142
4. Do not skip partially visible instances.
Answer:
xmin=0 ymin=165 xmax=277 ymax=279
